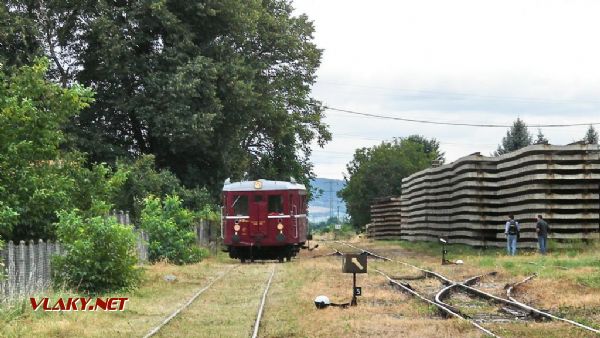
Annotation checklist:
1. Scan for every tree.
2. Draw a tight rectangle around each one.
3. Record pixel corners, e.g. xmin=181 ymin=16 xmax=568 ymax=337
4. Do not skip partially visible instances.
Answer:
xmin=112 ymin=155 xmax=213 ymax=223
xmin=583 ymin=125 xmax=599 ymax=144
xmin=0 ymin=3 xmax=42 ymax=71
xmin=495 ymin=118 xmax=532 ymax=155
xmin=338 ymin=136 xmax=442 ymax=228
xmin=406 ymin=135 xmax=446 ymax=163
xmin=534 ymin=128 xmax=549 ymax=145
xmin=0 ymin=59 xmax=94 ymax=240
xmin=3 ymin=0 xmax=330 ymax=197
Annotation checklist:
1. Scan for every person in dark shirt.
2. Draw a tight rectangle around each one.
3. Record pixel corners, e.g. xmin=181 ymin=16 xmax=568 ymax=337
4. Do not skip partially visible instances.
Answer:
xmin=535 ymin=214 xmax=550 ymax=255
xmin=504 ymin=214 xmax=520 ymax=255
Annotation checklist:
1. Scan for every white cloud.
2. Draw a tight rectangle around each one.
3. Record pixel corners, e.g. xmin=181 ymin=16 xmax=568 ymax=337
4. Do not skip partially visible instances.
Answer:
xmin=294 ymin=0 xmax=600 ymax=179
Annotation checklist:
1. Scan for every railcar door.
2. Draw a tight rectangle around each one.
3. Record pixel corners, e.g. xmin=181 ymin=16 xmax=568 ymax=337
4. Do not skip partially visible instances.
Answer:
xmin=252 ymin=194 xmax=268 ymax=239
xmin=290 ymin=193 xmax=298 ymax=238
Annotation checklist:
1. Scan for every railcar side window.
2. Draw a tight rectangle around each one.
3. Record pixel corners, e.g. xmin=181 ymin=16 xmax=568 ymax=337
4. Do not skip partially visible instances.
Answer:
xmin=232 ymin=195 xmax=248 ymax=216
xmin=268 ymin=195 xmax=283 ymax=214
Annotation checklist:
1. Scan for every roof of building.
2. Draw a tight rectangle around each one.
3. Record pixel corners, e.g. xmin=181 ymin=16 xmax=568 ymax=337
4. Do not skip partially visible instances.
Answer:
xmin=222 ymin=179 xmax=307 ymax=192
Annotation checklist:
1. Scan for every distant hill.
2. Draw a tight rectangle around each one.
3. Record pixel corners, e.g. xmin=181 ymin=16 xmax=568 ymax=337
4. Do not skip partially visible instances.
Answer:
xmin=308 ymin=178 xmax=347 ymax=222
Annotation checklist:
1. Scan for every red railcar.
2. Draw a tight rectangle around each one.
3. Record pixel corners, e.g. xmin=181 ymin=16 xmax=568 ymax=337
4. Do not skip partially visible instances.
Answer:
xmin=221 ymin=179 xmax=309 ymax=262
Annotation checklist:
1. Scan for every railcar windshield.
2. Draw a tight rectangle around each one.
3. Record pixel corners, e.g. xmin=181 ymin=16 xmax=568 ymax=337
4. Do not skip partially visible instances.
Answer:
xmin=268 ymin=195 xmax=283 ymax=214
xmin=232 ymin=195 xmax=249 ymax=216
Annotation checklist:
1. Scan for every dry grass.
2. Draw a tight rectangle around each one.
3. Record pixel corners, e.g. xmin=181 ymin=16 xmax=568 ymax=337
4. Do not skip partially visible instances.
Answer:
xmin=1 ymin=238 xmax=598 ymax=337
xmin=155 ymin=263 xmax=275 ymax=338
xmin=258 ymin=248 xmax=483 ymax=338
xmin=325 ymin=238 xmax=600 ymax=336
xmin=0 ymin=260 xmax=236 ymax=337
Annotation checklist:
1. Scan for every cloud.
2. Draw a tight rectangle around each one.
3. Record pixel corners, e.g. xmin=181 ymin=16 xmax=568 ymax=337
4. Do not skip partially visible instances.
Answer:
xmin=293 ymin=0 xmax=600 ymax=178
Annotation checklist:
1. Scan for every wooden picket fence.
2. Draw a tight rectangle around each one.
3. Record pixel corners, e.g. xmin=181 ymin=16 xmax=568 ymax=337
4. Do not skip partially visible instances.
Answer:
xmin=0 ymin=211 xmax=148 ymax=302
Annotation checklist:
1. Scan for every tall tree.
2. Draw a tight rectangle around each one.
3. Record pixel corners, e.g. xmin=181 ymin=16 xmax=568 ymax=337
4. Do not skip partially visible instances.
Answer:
xmin=534 ymin=128 xmax=549 ymax=145
xmin=583 ymin=125 xmax=599 ymax=144
xmin=338 ymin=136 xmax=442 ymax=228
xmin=406 ymin=135 xmax=446 ymax=163
xmin=495 ymin=118 xmax=532 ymax=155
xmin=3 ymin=0 xmax=330 ymax=196
xmin=0 ymin=59 xmax=94 ymax=239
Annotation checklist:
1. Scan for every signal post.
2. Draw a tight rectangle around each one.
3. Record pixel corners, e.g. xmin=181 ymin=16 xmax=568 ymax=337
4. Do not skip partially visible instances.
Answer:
xmin=342 ymin=254 xmax=367 ymax=306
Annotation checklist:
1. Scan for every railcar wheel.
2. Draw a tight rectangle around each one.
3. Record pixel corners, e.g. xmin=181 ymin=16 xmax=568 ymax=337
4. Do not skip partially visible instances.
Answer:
xmin=278 ymin=256 xmax=284 ymax=263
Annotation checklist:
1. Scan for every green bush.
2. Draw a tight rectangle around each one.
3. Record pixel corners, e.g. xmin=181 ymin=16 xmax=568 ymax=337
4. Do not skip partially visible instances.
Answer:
xmin=53 ymin=205 xmax=141 ymax=293
xmin=141 ymin=195 xmax=206 ymax=265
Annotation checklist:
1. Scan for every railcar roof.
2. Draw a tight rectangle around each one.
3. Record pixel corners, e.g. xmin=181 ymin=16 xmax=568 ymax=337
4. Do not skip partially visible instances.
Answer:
xmin=222 ymin=179 xmax=306 ymax=192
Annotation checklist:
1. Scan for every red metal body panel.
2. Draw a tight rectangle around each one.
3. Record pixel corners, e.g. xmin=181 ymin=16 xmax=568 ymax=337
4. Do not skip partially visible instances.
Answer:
xmin=223 ymin=188 xmax=308 ymax=248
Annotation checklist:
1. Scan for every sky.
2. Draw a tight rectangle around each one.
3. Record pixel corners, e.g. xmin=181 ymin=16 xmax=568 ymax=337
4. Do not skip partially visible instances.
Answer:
xmin=292 ymin=0 xmax=600 ymax=179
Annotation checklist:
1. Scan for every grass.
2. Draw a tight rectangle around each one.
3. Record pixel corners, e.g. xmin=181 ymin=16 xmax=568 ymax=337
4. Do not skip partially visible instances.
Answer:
xmin=2 ymin=238 xmax=599 ymax=337
xmin=372 ymin=238 xmax=600 ymax=290
xmin=0 ymin=259 xmax=236 ymax=337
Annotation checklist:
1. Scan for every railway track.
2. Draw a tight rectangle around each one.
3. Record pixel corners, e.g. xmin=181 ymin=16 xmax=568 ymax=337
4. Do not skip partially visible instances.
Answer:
xmin=251 ymin=264 xmax=277 ymax=338
xmin=330 ymin=240 xmax=600 ymax=336
xmin=142 ymin=263 xmax=278 ymax=338
xmin=142 ymin=265 xmax=238 ymax=338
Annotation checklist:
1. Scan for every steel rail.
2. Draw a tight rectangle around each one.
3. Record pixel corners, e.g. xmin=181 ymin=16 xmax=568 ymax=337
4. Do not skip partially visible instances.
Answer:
xmin=335 ymin=241 xmax=600 ymax=336
xmin=251 ymin=264 xmax=277 ymax=338
xmin=376 ymin=269 xmax=500 ymax=338
xmin=507 ymin=274 xmax=600 ymax=334
xmin=434 ymin=273 xmax=496 ymax=316
xmin=142 ymin=265 xmax=237 ymax=338
xmin=311 ymin=249 xmax=343 ymax=258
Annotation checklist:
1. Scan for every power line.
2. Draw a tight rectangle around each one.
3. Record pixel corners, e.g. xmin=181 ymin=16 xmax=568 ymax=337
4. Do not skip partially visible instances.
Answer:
xmin=325 ymin=106 xmax=600 ymax=128
xmin=333 ymin=133 xmax=499 ymax=146
xmin=318 ymin=81 xmax=600 ymax=105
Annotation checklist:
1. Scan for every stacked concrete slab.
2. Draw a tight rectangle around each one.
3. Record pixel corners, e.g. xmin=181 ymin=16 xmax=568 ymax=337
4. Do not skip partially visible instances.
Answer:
xmin=366 ymin=197 xmax=402 ymax=239
xmin=369 ymin=144 xmax=600 ymax=247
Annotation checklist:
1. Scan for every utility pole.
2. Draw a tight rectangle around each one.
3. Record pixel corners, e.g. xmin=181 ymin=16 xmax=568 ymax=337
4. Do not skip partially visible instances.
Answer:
xmin=329 ymin=180 xmax=333 ymax=219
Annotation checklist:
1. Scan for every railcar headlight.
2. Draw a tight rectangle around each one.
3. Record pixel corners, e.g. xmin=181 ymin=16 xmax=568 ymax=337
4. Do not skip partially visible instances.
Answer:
xmin=277 ymin=223 xmax=284 ymax=230
xmin=234 ymin=224 xmax=241 ymax=232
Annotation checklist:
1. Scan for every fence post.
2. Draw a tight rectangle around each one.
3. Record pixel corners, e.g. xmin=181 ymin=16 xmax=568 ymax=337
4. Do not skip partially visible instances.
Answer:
xmin=38 ymin=239 xmax=46 ymax=290
xmin=55 ymin=241 xmax=61 ymax=257
xmin=125 ymin=211 xmax=130 ymax=225
xmin=46 ymin=240 xmax=53 ymax=282
xmin=17 ymin=241 xmax=25 ymax=297
xmin=7 ymin=241 xmax=15 ymax=299
xmin=28 ymin=240 xmax=35 ymax=295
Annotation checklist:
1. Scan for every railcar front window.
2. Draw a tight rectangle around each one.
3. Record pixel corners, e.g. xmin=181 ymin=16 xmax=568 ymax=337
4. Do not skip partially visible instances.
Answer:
xmin=268 ymin=195 xmax=283 ymax=214
xmin=232 ymin=195 xmax=248 ymax=216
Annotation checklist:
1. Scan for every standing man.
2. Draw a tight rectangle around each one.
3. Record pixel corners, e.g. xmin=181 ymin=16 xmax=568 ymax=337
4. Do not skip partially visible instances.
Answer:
xmin=535 ymin=214 xmax=550 ymax=255
xmin=505 ymin=214 xmax=520 ymax=256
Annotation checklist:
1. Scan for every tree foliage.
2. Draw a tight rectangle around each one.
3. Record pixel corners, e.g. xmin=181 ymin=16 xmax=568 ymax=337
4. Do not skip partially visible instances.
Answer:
xmin=534 ymin=128 xmax=549 ymax=145
xmin=3 ymin=0 xmax=330 ymax=196
xmin=112 ymin=155 xmax=213 ymax=223
xmin=53 ymin=204 xmax=141 ymax=293
xmin=0 ymin=59 xmax=95 ymax=239
xmin=338 ymin=136 xmax=442 ymax=228
xmin=495 ymin=118 xmax=532 ymax=155
xmin=583 ymin=125 xmax=599 ymax=144
xmin=140 ymin=195 xmax=207 ymax=264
